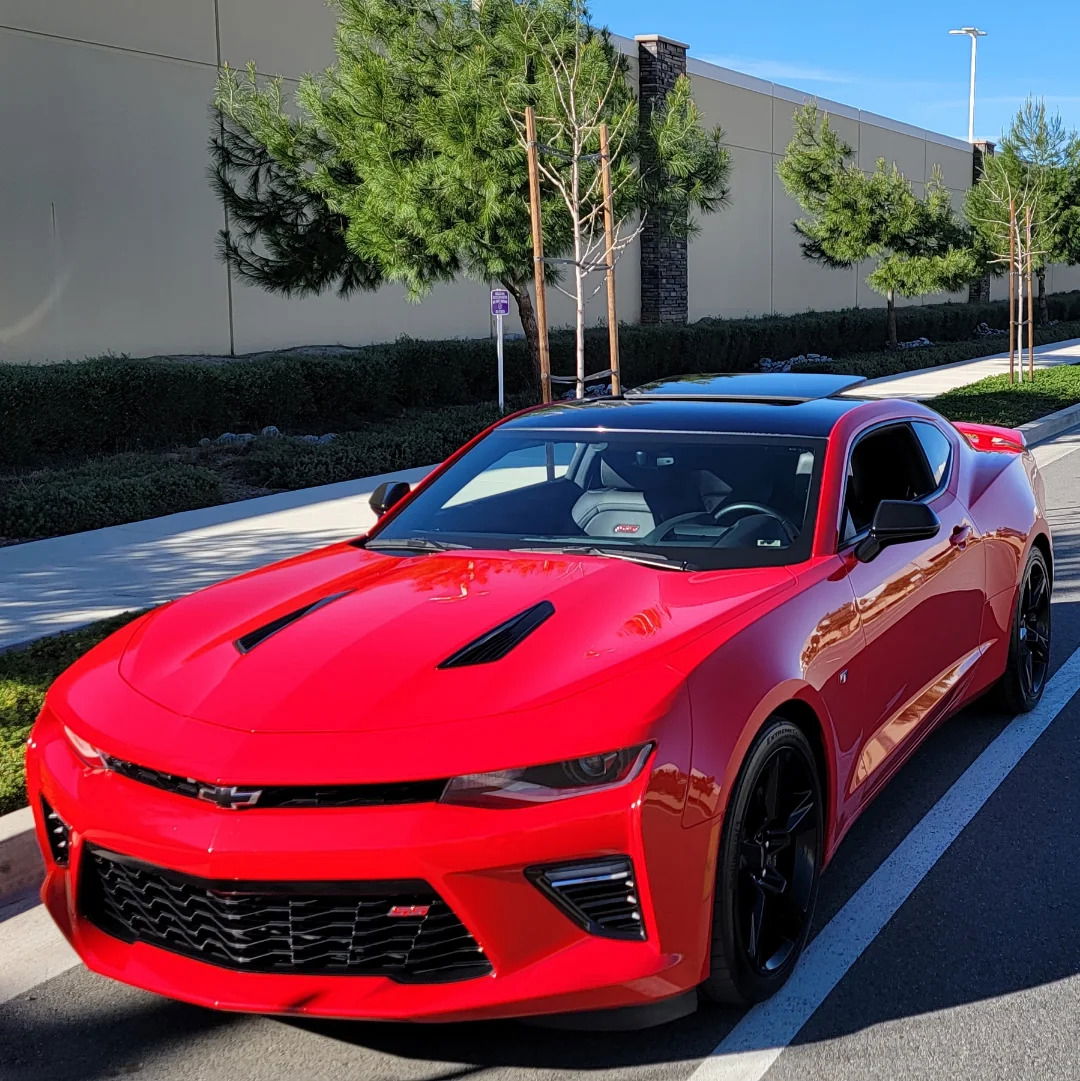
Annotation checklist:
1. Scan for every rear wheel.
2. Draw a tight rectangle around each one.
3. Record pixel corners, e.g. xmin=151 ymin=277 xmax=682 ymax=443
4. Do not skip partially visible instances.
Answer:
xmin=996 ymin=548 xmax=1052 ymax=714
xmin=701 ymin=719 xmax=823 ymax=1006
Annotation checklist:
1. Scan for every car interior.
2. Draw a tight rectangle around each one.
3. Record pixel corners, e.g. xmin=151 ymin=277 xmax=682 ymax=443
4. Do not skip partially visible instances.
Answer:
xmin=842 ymin=424 xmax=943 ymax=541
xmin=420 ymin=437 xmax=820 ymax=554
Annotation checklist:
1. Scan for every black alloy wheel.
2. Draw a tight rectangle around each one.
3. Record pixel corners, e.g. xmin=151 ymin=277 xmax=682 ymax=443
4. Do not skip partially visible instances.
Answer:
xmin=997 ymin=547 xmax=1052 ymax=714
xmin=702 ymin=719 xmax=823 ymax=1006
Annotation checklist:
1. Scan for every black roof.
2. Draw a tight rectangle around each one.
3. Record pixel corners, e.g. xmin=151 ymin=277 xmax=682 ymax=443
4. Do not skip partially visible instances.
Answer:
xmin=628 ymin=372 xmax=867 ymax=402
xmin=502 ymin=373 xmax=870 ymax=439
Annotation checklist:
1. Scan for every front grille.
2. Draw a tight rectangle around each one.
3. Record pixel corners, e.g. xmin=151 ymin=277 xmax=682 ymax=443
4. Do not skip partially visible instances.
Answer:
xmin=104 ymin=756 xmax=448 ymax=809
xmin=80 ymin=846 xmax=491 ymax=982
xmin=528 ymin=857 xmax=646 ymax=940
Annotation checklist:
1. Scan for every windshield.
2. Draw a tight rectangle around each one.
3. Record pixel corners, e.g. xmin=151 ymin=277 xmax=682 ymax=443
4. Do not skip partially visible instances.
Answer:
xmin=367 ymin=428 xmax=824 ymax=570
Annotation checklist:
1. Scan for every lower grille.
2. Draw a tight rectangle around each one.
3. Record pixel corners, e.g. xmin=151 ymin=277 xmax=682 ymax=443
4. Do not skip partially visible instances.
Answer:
xmin=80 ymin=846 xmax=491 ymax=982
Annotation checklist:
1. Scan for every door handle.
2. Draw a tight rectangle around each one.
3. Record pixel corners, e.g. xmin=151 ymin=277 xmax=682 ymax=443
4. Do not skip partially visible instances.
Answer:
xmin=950 ymin=523 xmax=972 ymax=549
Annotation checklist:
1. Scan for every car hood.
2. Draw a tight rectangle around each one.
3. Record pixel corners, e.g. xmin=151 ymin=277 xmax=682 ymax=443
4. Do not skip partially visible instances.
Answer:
xmin=113 ymin=543 xmax=795 ymax=737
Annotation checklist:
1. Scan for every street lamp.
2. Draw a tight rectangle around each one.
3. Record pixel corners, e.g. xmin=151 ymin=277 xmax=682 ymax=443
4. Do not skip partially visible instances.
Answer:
xmin=948 ymin=27 xmax=987 ymax=143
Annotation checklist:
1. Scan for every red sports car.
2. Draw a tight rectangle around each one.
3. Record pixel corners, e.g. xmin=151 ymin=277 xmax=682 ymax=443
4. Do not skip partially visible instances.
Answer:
xmin=28 ymin=373 xmax=1051 ymax=1026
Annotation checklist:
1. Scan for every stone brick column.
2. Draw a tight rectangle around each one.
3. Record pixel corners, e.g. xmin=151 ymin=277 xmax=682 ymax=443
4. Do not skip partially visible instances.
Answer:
xmin=969 ymin=140 xmax=996 ymax=303
xmin=636 ymin=34 xmax=689 ymax=325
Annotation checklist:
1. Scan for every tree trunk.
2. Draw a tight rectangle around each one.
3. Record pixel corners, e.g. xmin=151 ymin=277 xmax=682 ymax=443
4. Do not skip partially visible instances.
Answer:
xmin=505 ymin=279 xmax=541 ymax=396
xmin=1037 ymin=268 xmax=1049 ymax=325
xmin=886 ymin=289 xmax=898 ymax=349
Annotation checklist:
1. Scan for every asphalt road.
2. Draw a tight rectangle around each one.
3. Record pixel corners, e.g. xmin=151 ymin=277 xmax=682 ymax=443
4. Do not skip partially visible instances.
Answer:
xmin=3 ymin=429 xmax=1080 ymax=1081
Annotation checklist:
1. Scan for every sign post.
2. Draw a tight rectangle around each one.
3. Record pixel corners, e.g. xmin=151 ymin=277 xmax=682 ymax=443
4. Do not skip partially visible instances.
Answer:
xmin=491 ymin=288 xmax=510 ymax=411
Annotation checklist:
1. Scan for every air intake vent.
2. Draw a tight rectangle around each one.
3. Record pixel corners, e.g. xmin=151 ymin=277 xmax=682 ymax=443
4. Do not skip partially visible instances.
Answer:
xmin=438 ymin=601 xmax=555 ymax=668
xmin=528 ymin=857 xmax=645 ymax=940
xmin=236 ymin=590 xmax=352 ymax=654
xmin=41 ymin=798 xmax=71 ymax=867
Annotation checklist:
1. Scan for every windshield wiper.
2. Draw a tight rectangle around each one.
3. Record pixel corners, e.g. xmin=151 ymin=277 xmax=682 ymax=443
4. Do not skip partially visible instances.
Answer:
xmin=512 ymin=546 xmax=695 ymax=571
xmin=365 ymin=537 xmax=471 ymax=553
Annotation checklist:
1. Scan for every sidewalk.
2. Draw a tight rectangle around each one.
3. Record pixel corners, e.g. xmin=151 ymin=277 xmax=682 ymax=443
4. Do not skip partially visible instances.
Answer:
xmin=2 ymin=337 xmax=1079 ymax=650
xmin=0 ymin=464 xmax=433 ymax=650
xmin=856 ymin=335 xmax=1080 ymax=399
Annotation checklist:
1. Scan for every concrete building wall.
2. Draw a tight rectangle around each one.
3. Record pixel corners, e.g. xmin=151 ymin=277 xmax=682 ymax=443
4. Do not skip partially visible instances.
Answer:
xmin=1 ymin=2 xmax=1060 ymax=365
xmin=685 ymin=63 xmax=975 ymax=323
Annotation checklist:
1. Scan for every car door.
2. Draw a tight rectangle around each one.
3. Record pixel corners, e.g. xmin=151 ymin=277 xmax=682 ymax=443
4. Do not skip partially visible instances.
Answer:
xmin=839 ymin=419 xmax=985 ymax=806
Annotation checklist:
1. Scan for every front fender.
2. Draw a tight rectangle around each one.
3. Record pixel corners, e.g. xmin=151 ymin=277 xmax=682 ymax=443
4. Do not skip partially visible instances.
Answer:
xmin=673 ymin=558 xmax=863 ymax=856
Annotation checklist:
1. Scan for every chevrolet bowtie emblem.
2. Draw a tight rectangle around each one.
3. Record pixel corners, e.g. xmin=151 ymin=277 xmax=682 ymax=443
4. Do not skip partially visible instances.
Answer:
xmin=196 ymin=784 xmax=263 ymax=810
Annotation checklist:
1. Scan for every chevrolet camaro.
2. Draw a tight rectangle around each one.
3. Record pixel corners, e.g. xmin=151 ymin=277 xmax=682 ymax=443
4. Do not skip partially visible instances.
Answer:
xmin=28 ymin=372 xmax=1052 ymax=1026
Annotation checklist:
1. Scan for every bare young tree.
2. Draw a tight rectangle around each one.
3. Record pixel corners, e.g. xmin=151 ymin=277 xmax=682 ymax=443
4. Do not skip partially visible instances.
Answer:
xmin=500 ymin=0 xmax=730 ymax=398
xmin=967 ymin=153 xmax=1051 ymax=381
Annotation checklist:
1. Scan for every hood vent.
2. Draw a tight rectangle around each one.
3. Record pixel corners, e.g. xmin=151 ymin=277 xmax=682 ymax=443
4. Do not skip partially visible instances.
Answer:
xmin=236 ymin=590 xmax=353 ymax=654
xmin=438 ymin=601 xmax=555 ymax=669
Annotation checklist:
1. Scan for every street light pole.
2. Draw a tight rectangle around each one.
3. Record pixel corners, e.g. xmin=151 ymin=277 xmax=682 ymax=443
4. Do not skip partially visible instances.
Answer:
xmin=949 ymin=27 xmax=987 ymax=143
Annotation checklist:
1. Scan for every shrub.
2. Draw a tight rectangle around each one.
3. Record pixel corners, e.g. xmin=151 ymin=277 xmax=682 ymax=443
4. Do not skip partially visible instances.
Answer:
xmin=238 ymin=399 xmax=529 ymax=490
xmin=929 ymin=363 xmax=1080 ymax=427
xmin=0 ymin=456 xmax=224 ymax=539
xmin=793 ymin=319 xmax=1080 ymax=379
xmin=4 ymin=291 xmax=1079 ymax=470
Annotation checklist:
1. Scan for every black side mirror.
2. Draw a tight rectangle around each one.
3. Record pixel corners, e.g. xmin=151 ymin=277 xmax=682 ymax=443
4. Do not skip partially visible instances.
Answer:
xmin=369 ymin=480 xmax=411 ymax=517
xmin=855 ymin=499 xmax=940 ymax=563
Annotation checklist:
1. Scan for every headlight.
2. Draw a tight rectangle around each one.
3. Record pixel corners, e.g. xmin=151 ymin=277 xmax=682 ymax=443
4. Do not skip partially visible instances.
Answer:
xmin=440 ymin=744 xmax=653 ymax=808
xmin=64 ymin=726 xmax=112 ymax=770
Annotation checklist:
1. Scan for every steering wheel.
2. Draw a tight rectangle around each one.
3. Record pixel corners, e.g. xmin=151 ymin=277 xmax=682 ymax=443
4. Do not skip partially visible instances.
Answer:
xmin=713 ymin=502 xmax=799 ymax=543
xmin=641 ymin=502 xmax=800 ymax=546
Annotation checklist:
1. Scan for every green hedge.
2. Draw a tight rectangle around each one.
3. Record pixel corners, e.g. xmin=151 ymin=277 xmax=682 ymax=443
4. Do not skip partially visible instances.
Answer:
xmin=5 ymin=291 xmax=1080 ymax=469
xmin=237 ymin=399 xmax=528 ymax=490
xmin=0 ymin=456 xmax=224 ymax=539
xmin=794 ymin=319 xmax=1080 ymax=378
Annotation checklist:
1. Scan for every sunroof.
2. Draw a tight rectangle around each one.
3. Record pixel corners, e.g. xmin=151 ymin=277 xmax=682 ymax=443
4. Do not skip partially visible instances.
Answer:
xmin=627 ymin=373 xmax=867 ymax=402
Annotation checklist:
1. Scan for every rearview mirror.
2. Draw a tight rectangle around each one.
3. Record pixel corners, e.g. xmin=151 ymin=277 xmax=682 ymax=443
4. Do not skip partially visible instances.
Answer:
xmin=369 ymin=480 xmax=411 ymax=518
xmin=855 ymin=500 xmax=940 ymax=563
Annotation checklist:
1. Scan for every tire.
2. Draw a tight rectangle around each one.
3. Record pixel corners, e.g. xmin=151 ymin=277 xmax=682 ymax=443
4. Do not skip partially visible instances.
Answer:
xmin=995 ymin=547 xmax=1052 ymax=715
xmin=701 ymin=719 xmax=824 ymax=1007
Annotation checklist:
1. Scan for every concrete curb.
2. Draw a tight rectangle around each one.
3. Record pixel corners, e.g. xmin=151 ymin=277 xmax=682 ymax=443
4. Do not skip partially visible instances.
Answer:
xmin=0 ymin=806 xmax=42 ymax=907
xmin=1019 ymin=402 xmax=1080 ymax=445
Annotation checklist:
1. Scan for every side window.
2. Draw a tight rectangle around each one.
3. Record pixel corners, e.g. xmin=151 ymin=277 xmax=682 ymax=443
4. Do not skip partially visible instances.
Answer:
xmin=913 ymin=422 xmax=952 ymax=489
xmin=841 ymin=424 xmax=936 ymax=544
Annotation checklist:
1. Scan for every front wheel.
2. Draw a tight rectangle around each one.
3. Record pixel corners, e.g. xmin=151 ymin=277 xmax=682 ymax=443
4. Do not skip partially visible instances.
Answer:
xmin=996 ymin=548 xmax=1052 ymax=714
xmin=701 ymin=719 xmax=823 ymax=1006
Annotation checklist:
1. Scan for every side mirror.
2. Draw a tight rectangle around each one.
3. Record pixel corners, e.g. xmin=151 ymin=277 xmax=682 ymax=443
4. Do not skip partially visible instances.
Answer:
xmin=369 ymin=480 xmax=411 ymax=518
xmin=855 ymin=499 xmax=940 ymax=563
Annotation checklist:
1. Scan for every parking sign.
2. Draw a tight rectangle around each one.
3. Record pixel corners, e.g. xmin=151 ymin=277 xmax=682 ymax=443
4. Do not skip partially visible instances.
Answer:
xmin=490 ymin=289 xmax=510 ymax=317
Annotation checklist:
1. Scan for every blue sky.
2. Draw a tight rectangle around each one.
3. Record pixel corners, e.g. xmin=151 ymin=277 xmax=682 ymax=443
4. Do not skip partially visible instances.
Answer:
xmin=590 ymin=0 xmax=1080 ymax=144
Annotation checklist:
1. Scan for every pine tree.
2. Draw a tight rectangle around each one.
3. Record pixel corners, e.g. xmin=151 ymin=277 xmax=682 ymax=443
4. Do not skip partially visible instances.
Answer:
xmin=210 ymin=114 xmax=381 ymax=298
xmin=213 ymin=0 xmax=731 ymax=385
xmin=777 ymin=103 xmax=977 ymax=347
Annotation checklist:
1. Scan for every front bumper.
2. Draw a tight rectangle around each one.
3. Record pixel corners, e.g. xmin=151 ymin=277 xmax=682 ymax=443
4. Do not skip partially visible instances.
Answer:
xmin=27 ymin=710 xmax=715 ymax=1022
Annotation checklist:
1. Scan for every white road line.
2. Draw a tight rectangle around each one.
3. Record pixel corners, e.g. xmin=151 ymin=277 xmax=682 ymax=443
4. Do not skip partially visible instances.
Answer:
xmin=0 ymin=900 xmax=80 ymax=1005
xmin=1033 ymin=432 xmax=1080 ymax=469
xmin=691 ymin=643 xmax=1080 ymax=1081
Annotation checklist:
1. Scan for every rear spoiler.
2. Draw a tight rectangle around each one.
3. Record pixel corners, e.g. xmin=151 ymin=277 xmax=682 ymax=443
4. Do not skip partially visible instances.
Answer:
xmin=953 ymin=422 xmax=1027 ymax=454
